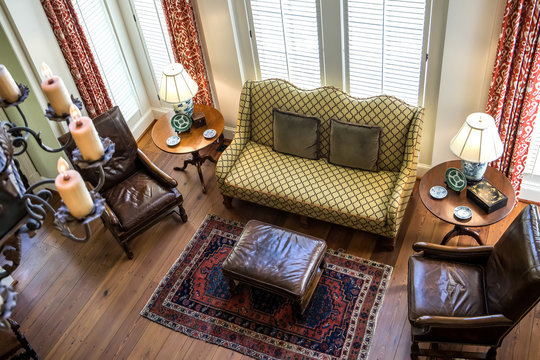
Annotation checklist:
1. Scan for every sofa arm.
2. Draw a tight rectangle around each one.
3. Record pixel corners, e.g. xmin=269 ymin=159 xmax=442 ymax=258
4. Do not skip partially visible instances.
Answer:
xmin=413 ymin=242 xmax=493 ymax=263
xmin=386 ymin=107 xmax=424 ymax=236
xmin=413 ymin=314 xmax=513 ymax=328
xmin=137 ymin=149 xmax=177 ymax=188
xmin=216 ymin=82 xmax=253 ymax=188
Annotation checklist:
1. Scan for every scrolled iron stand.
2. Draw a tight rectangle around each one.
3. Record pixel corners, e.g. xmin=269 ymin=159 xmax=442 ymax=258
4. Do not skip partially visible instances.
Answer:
xmin=0 ymin=83 xmax=114 ymax=244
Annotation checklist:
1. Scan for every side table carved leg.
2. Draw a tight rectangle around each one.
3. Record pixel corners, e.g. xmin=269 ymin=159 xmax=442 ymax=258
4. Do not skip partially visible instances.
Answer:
xmin=441 ymin=225 xmax=483 ymax=246
xmin=174 ymin=150 xmax=217 ymax=194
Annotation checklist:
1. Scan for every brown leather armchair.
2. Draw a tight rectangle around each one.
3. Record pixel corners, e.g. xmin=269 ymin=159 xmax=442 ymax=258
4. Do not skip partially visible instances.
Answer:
xmin=60 ymin=107 xmax=187 ymax=259
xmin=407 ymin=204 xmax=540 ymax=359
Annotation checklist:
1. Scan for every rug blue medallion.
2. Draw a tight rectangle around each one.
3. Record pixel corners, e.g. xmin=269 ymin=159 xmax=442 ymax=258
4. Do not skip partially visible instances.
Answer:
xmin=141 ymin=215 xmax=393 ymax=359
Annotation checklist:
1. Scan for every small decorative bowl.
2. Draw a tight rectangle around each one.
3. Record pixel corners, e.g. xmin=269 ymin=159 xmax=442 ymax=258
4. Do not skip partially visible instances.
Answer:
xmin=454 ymin=206 xmax=473 ymax=221
xmin=203 ymin=128 xmax=217 ymax=139
xmin=445 ymin=167 xmax=467 ymax=192
xmin=429 ymin=185 xmax=448 ymax=199
xmin=166 ymin=135 xmax=181 ymax=147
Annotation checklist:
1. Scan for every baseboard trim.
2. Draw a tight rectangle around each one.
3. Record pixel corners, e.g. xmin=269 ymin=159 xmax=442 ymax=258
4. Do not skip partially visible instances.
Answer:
xmin=417 ymin=163 xmax=431 ymax=177
xmin=223 ymin=125 xmax=236 ymax=140
xmin=131 ymin=109 xmax=155 ymax=140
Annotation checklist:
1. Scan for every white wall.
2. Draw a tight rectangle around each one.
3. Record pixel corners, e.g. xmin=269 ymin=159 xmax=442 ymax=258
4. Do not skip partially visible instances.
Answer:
xmin=431 ymin=0 xmax=506 ymax=166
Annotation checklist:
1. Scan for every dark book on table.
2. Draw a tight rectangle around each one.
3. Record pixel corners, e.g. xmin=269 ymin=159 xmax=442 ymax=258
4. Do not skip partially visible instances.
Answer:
xmin=466 ymin=179 xmax=508 ymax=214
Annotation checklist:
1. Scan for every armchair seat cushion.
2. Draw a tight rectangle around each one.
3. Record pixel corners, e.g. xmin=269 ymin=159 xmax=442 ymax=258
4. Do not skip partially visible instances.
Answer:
xmin=408 ymin=255 xmax=487 ymax=320
xmin=224 ymin=141 xmax=398 ymax=224
xmin=103 ymin=171 xmax=179 ymax=230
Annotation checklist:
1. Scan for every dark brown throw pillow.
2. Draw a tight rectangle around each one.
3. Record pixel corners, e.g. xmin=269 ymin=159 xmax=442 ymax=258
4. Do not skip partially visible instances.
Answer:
xmin=329 ymin=119 xmax=381 ymax=171
xmin=273 ymin=108 xmax=320 ymax=160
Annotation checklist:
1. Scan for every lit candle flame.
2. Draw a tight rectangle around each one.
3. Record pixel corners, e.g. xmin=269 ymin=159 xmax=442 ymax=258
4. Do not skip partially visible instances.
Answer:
xmin=69 ymin=104 xmax=81 ymax=119
xmin=41 ymin=62 xmax=53 ymax=80
xmin=57 ymin=157 xmax=69 ymax=174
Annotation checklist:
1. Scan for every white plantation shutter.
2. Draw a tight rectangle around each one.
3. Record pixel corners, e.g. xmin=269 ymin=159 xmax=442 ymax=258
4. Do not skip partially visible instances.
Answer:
xmin=347 ymin=0 xmax=426 ymax=105
xmin=249 ymin=0 xmax=321 ymax=89
xmin=72 ymin=0 xmax=140 ymax=120
xmin=131 ymin=0 xmax=175 ymax=90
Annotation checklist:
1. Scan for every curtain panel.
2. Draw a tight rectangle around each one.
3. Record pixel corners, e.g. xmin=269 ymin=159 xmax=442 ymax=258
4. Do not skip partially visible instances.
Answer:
xmin=41 ymin=0 xmax=113 ymax=118
xmin=486 ymin=0 xmax=540 ymax=198
xmin=161 ymin=0 xmax=214 ymax=106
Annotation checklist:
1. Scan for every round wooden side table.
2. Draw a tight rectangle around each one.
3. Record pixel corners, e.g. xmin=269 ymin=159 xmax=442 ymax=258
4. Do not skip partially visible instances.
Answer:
xmin=419 ymin=160 xmax=516 ymax=245
xmin=152 ymin=104 xmax=225 ymax=193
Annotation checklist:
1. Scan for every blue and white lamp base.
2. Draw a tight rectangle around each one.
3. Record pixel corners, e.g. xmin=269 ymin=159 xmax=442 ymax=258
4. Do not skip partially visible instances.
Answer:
xmin=174 ymin=98 xmax=194 ymax=117
xmin=461 ymin=160 xmax=488 ymax=184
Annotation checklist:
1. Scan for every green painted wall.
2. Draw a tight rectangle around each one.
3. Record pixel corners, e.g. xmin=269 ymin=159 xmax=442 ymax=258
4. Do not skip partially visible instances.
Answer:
xmin=0 ymin=25 xmax=60 ymax=179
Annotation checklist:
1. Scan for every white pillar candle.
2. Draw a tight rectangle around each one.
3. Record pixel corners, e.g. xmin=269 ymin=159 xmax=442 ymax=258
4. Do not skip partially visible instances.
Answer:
xmin=0 ymin=65 xmax=21 ymax=103
xmin=55 ymin=158 xmax=94 ymax=218
xmin=68 ymin=105 xmax=104 ymax=162
xmin=40 ymin=63 xmax=72 ymax=116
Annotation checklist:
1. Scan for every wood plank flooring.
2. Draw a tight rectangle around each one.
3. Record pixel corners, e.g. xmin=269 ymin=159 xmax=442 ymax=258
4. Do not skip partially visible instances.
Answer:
xmin=9 ymin=130 xmax=539 ymax=359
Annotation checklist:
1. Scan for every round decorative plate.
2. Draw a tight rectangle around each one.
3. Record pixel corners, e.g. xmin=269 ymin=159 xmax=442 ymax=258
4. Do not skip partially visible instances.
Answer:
xmin=445 ymin=167 xmax=467 ymax=192
xmin=203 ymin=128 xmax=217 ymax=139
xmin=429 ymin=185 xmax=448 ymax=199
xmin=454 ymin=206 xmax=473 ymax=220
xmin=166 ymin=135 xmax=181 ymax=147
xmin=171 ymin=114 xmax=192 ymax=133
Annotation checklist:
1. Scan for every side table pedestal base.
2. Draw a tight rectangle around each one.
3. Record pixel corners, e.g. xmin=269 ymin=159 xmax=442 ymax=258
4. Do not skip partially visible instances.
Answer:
xmin=174 ymin=150 xmax=216 ymax=193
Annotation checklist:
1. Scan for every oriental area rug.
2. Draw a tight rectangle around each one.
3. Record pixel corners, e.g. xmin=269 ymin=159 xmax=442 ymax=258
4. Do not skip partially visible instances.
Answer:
xmin=141 ymin=215 xmax=393 ymax=359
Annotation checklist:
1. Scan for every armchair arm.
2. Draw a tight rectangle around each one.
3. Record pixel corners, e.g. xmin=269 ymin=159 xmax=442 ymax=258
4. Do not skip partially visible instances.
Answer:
xmin=137 ymin=148 xmax=177 ymax=188
xmin=413 ymin=242 xmax=493 ymax=263
xmin=413 ymin=314 xmax=513 ymax=328
xmin=216 ymin=82 xmax=253 ymax=189
xmin=386 ymin=107 xmax=424 ymax=237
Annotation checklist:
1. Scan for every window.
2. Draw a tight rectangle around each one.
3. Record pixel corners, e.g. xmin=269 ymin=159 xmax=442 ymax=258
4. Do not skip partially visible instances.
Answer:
xmin=243 ymin=0 xmax=429 ymax=105
xmin=249 ymin=0 xmax=321 ymax=89
xmin=131 ymin=0 xmax=175 ymax=91
xmin=72 ymin=0 xmax=140 ymax=120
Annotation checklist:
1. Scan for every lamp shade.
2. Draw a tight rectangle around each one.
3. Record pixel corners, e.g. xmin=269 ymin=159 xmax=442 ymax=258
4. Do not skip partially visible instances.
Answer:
xmin=449 ymin=112 xmax=503 ymax=163
xmin=159 ymin=63 xmax=198 ymax=103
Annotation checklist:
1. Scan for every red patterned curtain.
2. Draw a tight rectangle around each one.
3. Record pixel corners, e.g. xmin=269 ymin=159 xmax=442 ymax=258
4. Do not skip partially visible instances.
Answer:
xmin=161 ymin=0 xmax=214 ymax=106
xmin=41 ymin=0 xmax=113 ymax=118
xmin=486 ymin=0 xmax=540 ymax=198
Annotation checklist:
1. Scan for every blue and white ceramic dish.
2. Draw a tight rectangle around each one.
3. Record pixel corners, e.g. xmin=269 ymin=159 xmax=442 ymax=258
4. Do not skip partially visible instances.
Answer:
xmin=454 ymin=206 xmax=473 ymax=220
xmin=166 ymin=135 xmax=181 ymax=147
xmin=429 ymin=185 xmax=448 ymax=199
xmin=203 ymin=129 xmax=217 ymax=139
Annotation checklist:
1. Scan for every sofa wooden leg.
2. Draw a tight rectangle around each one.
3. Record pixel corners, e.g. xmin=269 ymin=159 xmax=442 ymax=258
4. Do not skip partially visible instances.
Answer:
xmin=223 ymin=195 xmax=233 ymax=209
xmin=380 ymin=236 xmax=396 ymax=251
xmin=486 ymin=346 xmax=497 ymax=360
xmin=299 ymin=215 xmax=309 ymax=227
xmin=410 ymin=341 xmax=419 ymax=360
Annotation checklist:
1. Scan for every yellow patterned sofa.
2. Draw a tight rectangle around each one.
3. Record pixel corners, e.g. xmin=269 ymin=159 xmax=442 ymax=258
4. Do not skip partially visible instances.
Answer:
xmin=216 ymin=79 xmax=423 ymax=243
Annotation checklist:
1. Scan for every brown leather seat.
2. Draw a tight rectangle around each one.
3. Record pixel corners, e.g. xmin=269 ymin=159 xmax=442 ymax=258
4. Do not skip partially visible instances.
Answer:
xmin=59 ymin=107 xmax=187 ymax=259
xmin=222 ymin=220 xmax=326 ymax=315
xmin=407 ymin=204 xmax=540 ymax=359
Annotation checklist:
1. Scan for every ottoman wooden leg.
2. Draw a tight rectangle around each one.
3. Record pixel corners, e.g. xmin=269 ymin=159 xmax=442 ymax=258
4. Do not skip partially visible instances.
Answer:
xmin=227 ymin=277 xmax=238 ymax=295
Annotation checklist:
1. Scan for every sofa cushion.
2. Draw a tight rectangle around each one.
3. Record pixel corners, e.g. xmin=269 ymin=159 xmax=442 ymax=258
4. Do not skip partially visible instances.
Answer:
xmin=273 ymin=108 xmax=320 ymax=159
xmin=247 ymin=79 xmax=420 ymax=172
xmin=329 ymin=119 xmax=381 ymax=171
xmin=224 ymin=141 xmax=399 ymax=224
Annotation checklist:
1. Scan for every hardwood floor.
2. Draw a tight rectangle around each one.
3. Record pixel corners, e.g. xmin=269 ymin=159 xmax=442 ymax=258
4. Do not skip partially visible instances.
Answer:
xmin=9 ymin=130 xmax=539 ymax=359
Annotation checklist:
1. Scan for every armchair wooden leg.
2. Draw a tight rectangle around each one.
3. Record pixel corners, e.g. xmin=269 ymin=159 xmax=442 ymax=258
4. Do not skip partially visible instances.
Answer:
xmin=379 ymin=236 xmax=396 ymax=251
xmin=299 ymin=215 xmax=309 ymax=227
xmin=177 ymin=205 xmax=188 ymax=222
xmin=486 ymin=347 xmax=497 ymax=360
xmin=223 ymin=195 xmax=233 ymax=209
xmin=410 ymin=341 xmax=419 ymax=360
xmin=120 ymin=241 xmax=134 ymax=260
xmin=9 ymin=319 xmax=39 ymax=359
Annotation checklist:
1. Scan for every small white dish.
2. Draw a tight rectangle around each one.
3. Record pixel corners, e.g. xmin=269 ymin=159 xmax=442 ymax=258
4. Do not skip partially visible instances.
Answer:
xmin=203 ymin=128 xmax=217 ymax=139
xmin=429 ymin=185 xmax=448 ymax=199
xmin=166 ymin=135 xmax=181 ymax=147
xmin=454 ymin=206 xmax=473 ymax=221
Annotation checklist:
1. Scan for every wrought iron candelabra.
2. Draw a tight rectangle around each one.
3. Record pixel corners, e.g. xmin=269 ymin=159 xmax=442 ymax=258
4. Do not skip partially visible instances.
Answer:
xmin=0 ymin=83 xmax=114 ymax=242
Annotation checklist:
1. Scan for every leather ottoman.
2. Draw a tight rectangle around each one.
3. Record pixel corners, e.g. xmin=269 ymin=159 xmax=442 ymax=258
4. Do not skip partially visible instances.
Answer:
xmin=222 ymin=220 xmax=327 ymax=316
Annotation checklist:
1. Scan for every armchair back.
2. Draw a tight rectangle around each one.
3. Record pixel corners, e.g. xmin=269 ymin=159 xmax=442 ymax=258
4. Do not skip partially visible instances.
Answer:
xmin=242 ymin=79 xmax=423 ymax=172
xmin=60 ymin=106 xmax=139 ymax=192
xmin=485 ymin=204 xmax=540 ymax=321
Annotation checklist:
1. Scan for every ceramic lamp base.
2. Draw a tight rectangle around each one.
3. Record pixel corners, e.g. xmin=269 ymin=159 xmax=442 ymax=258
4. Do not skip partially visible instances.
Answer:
xmin=461 ymin=160 xmax=488 ymax=184
xmin=174 ymin=98 xmax=194 ymax=117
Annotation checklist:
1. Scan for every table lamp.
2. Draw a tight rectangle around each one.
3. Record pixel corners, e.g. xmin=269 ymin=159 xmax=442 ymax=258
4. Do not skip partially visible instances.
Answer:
xmin=449 ymin=112 xmax=503 ymax=184
xmin=159 ymin=63 xmax=198 ymax=119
